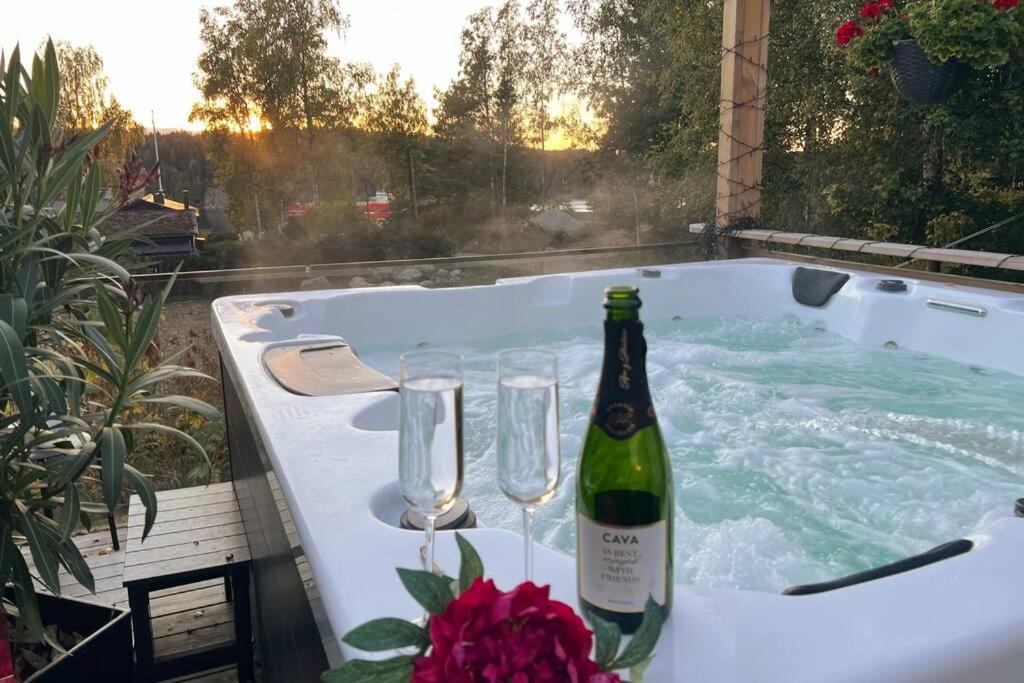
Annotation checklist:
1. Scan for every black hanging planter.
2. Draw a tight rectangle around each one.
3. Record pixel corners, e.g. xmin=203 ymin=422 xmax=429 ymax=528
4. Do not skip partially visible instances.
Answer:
xmin=890 ymin=39 xmax=968 ymax=105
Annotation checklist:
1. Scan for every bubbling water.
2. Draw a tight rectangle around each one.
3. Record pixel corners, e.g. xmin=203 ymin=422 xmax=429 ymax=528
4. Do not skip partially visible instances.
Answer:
xmin=361 ymin=317 xmax=1024 ymax=592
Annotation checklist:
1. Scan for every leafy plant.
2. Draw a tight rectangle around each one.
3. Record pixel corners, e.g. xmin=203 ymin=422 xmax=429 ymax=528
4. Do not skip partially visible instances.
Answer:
xmin=323 ymin=533 xmax=663 ymax=683
xmin=0 ymin=40 xmax=217 ymax=649
xmin=838 ymin=0 xmax=1022 ymax=71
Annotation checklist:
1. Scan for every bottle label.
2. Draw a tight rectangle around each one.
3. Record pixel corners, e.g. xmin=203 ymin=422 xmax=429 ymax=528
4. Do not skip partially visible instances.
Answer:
xmin=577 ymin=513 xmax=667 ymax=613
xmin=595 ymin=324 xmax=656 ymax=440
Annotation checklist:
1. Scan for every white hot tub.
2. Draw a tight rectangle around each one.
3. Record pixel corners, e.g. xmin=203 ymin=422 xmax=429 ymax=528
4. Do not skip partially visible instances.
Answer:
xmin=212 ymin=258 xmax=1024 ymax=682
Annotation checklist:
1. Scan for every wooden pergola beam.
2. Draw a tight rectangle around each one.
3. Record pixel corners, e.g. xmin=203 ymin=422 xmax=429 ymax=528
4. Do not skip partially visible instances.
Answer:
xmin=716 ymin=0 xmax=770 ymax=227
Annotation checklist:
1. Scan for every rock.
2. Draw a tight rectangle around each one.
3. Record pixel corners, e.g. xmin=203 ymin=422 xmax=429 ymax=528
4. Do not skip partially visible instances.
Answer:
xmin=377 ymin=281 xmax=395 ymax=287
xmin=299 ymin=276 xmax=331 ymax=291
xmin=529 ymin=209 xmax=585 ymax=234
xmin=348 ymin=276 xmax=373 ymax=289
xmin=418 ymin=265 xmax=436 ymax=275
xmin=419 ymin=280 xmax=433 ymax=287
xmin=394 ymin=266 xmax=424 ymax=283
xmin=449 ymin=268 xmax=463 ymax=281
xmin=436 ymin=268 xmax=450 ymax=279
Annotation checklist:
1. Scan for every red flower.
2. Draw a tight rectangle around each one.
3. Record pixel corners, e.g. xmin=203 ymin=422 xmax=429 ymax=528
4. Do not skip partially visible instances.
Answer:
xmin=412 ymin=579 xmax=619 ymax=683
xmin=994 ymin=0 xmax=1018 ymax=9
xmin=836 ymin=20 xmax=864 ymax=45
xmin=860 ymin=0 xmax=894 ymax=20
xmin=860 ymin=2 xmax=883 ymax=20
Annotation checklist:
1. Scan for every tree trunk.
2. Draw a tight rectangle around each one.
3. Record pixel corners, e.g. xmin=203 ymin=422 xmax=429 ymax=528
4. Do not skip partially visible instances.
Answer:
xmin=407 ymin=146 xmax=418 ymax=219
xmin=919 ymin=131 xmax=944 ymax=244
xmin=502 ymin=121 xmax=509 ymax=212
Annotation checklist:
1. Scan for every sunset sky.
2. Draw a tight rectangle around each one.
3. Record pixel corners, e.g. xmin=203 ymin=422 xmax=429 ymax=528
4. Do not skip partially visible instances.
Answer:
xmin=5 ymin=0 xmax=543 ymax=132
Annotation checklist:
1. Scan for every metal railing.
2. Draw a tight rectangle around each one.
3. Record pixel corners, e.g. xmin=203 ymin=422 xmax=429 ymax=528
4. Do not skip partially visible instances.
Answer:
xmin=139 ymin=240 xmax=700 ymax=296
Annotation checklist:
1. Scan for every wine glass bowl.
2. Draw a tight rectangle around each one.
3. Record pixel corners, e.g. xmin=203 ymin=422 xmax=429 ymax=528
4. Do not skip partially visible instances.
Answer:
xmin=398 ymin=351 xmax=464 ymax=574
xmin=496 ymin=348 xmax=560 ymax=581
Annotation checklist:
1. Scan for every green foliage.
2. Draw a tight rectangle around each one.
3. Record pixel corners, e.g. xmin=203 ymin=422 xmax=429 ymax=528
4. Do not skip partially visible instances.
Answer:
xmin=909 ymin=0 xmax=1022 ymax=69
xmin=845 ymin=13 xmax=911 ymax=71
xmin=0 ymin=41 xmax=216 ymax=644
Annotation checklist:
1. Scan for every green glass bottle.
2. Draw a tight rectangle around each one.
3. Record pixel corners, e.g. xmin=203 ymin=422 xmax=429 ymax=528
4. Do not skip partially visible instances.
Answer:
xmin=576 ymin=285 xmax=673 ymax=633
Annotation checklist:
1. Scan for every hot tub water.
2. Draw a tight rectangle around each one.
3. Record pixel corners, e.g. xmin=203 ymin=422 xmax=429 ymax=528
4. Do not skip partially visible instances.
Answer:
xmin=360 ymin=316 xmax=1024 ymax=592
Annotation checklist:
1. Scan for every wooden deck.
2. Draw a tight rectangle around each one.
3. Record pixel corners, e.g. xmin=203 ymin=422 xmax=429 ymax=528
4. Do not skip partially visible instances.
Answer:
xmin=25 ymin=482 xmax=249 ymax=682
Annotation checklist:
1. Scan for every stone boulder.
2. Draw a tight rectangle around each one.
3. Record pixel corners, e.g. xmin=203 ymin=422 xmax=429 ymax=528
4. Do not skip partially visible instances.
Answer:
xmin=348 ymin=276 xmax=373 ymax=289
xmin=299 ymin=276 xmax=332 ymax=291
xmin=394 ymin=266 xmax=424 ymax=283
xmin=529 ymin=209 xmax=585 ymax=234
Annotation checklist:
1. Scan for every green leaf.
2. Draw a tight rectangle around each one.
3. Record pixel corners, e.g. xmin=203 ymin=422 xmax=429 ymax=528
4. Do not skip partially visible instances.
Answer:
xmin=0 ymin=318 xmax=33 ymax=416
xmin=610 ymin=597 xmax=664 ymax=671
xmin=50 ymin=441 xmax=96 ymax=490
xmin=100 ymin=426 xmax=126 ymax=514
xmin=93 ymin=283 xmax=128 ymax=352
xmin=0 ymin=524 xmax=15 ymax=590
xmin=59 ymin=483 xmax=80 ymax=541
xmin=321 ymin=655 xmax=417 ymax=683
xmin=9 ymin=539 xmax=45 ymax=639
xmin=396 ymin=568 xmax=455 ymax=615
xmin=123 ymin=464 xmax=157 ymax=540
xmin=131 ymin=395 xmax=221 ymax=420
xmin=66 ymin=251 xmax=131 ymax=283
xmin=455 ymin=532 xmax=484 ymax=594
xmin=36 ymin=515 xmax=94 ymax=593
xmin=0 ymin=294 xmax=27 ymax=338
xmin=342 ymin=618 xmax=430 ymax=652
xmin=80 ymin=161 xmax=101 ymax=227
xmin=589 ymin=613 xmax=622 ymax=671
xmin=123 ymin=292 xmax=162 ymax=372
xmin=17 ymin=502 xmax=61 ymax=594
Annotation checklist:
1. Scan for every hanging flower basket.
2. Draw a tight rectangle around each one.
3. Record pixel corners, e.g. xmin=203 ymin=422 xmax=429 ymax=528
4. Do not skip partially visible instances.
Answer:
xmin=835 ymin=0 xmax=1020 ymax=106
xmin=890 ymin=39 xmax=968 ymax=105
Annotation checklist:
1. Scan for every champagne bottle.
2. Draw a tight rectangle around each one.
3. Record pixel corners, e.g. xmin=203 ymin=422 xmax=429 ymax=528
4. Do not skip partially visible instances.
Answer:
xmin=576 ymin=285 xmax=673 ymax=633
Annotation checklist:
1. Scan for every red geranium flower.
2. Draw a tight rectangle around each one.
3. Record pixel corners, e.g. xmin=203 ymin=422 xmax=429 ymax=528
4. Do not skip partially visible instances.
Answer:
xmin=836 ymin=20 xmax=864 ymax=45
xmin=860 ymin=2 xmax=883 ymax=20
xmin=860 ymin=0 xmax=894 ymax=20
xmin=994 ymin=0 xmax=1018 ymax=9
xmin=412 ymin=579 xmax=619 ymax=683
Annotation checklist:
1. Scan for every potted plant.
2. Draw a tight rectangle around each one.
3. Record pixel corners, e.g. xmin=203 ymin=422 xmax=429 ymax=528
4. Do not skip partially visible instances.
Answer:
xmin=836 ymin=0 xmax=1022 ymax=104
xmin=0 ymin=42 xmax=217 ymax=681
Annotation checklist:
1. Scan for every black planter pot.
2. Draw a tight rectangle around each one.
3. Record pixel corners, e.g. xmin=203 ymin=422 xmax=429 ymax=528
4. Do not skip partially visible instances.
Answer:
xmin=891 ymin=39 xmax=968 ymax=105
xmin=11 ymin=592 xmax=133 ymax=682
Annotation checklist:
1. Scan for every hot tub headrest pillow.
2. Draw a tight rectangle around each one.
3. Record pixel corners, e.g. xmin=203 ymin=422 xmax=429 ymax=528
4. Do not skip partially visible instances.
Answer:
xmin=791 ymin=266 xmax=851 ymax=307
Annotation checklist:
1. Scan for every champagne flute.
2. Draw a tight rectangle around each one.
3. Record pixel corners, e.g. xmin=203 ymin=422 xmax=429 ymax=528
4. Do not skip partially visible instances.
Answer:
xmin=398 ymin=351 xmax=464 ymax=577
xmin=496 ymin=349 xmax=560 ymax=582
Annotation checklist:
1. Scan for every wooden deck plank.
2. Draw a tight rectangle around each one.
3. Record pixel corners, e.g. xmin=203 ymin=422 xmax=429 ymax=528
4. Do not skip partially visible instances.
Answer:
xmin=154 ymin=620 xmax=235 ymax=659
xmin=152 ymin=601 xmax=234 ymax=640
xmin=128 ymin=500 xmax=239 ymax=527
xmin=127 ymin=522 xmax=245 ymax=553
xmin=131 ymin=482 xmax=233 ymax=504
xmin=151 ymin=585 xmax=230 ymax=619
xmin=128 ymin=510 xmax=243 ymax=540
xmin=124 ymin=546 xmax=251 ymax=584
xmin=125 ymin=534 xmax=249 ymax=569
xmin=131 ymin=489 xmax=237 ymax=513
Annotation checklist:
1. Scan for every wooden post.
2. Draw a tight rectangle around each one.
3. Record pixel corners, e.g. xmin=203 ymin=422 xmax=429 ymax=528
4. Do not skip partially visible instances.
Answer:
xmin=716 ymin=0 xmax=770 ymax=235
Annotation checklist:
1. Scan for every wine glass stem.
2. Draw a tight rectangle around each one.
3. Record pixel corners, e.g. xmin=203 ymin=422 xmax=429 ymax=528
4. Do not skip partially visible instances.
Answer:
xmin=425 ymin=514 xmax=438 ymax=575
xmin=523 ymin=506 xmax=536 ymax=582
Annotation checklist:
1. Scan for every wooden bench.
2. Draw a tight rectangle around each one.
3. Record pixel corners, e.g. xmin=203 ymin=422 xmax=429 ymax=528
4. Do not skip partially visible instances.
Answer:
xmin=124 ymin=483 xmax=254 ymax=682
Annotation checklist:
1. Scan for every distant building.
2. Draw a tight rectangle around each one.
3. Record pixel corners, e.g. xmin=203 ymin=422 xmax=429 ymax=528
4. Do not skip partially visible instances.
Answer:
xmin=355 ymin=191 xmax=393 ymax=222
xmin=99 ymin=191 xmax=199 ymax=270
